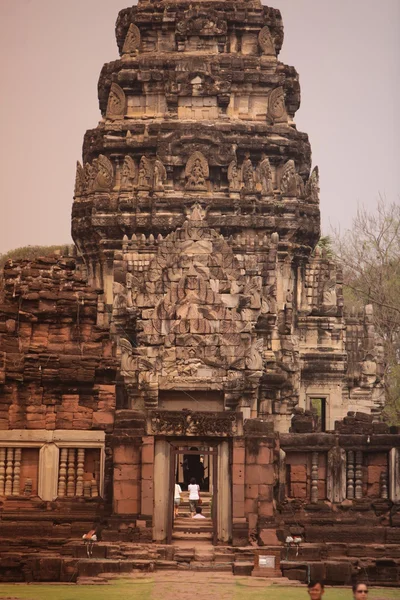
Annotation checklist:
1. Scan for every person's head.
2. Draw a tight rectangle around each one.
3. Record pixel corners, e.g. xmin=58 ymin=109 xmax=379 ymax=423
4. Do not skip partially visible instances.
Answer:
xmin=307 ymin=581 xmax=324 ymax=600
xmin=195 ymin=506 xmax=203 ymax=515
xmin=352 ymin=583 xmax=368 ymax=598
xmin=190 ymin=477 xmax=196 ymax=485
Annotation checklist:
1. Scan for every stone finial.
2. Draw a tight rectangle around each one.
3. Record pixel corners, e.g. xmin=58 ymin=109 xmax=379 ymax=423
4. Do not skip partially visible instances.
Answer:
xmin=106 ymin=83 xmax=126 ymax=120
xmin=258 ymin=26 xmax=276 ymax=56
xmin=74 ymin=161 xmax=85 ymax=198
xmin=305 ymin=166 xmax=320 ymax=203
xmin=267 ymin=87 xmax=287 ymax=124
xmin=122 ymin=23 xmax=141 ymax=54
xmin=94 ymin=155 xmax=114 ymax=192
xmin=280 ymin=160 xmax=298 ymax=196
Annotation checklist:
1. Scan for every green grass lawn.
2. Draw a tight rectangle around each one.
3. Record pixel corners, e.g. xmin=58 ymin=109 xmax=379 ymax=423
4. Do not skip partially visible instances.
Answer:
xmin=235 ymin=580 xmax=400 ymax=600
xmin=0 ymin=579 xmax=398 ymax=600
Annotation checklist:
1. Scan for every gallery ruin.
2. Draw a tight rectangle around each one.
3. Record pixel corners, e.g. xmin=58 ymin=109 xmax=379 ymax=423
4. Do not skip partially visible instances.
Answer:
xmin=0 ymin=0 xmax=399 ymax=586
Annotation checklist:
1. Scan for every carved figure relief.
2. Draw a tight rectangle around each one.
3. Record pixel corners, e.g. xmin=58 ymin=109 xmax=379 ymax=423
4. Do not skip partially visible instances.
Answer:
xmin=122 ymin=23 xmax=141 ymax=54
xmin=85 ymin=161 xmax=97 ymax=194
xmin=120 ymin=156 xmax=136 ymax=190
xmin=185 ymin=152 xmax=209 ymax=191
xmin=267 ymin=87 xmax=287 ymax=124
xmin=153 ymin=158 xmax=167 ymax=192
xmin=176 ymin=11 xmax=227 ymax=37
xmin=93 ymin=155 xmax=114 ymax=192
xmin=257 ymin=154 xmax=273 ymax=195
xmin=258 ymin=26 xmax=276 ymax=55
xmin=228 ymin=159 xmax=241 ymax=192
xmin=74 ymin=161 xmax=86 ymax=197
xmin=138 ymin=156 xmax=153 ymax=189
xmin=242 ymin=154 xmax=255 ymax=193
xmin=106 ymin=83 xmax=126 ymax=120
xmin=280 ymin=160 xmax=298 ymax=196
xmin=305 ymin=166 xmax=320 ymax=203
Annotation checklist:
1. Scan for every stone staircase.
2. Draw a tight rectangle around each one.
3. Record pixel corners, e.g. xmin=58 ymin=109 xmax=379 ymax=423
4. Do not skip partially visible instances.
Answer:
xmin=172 ymin=491 xmax=213 ymax=543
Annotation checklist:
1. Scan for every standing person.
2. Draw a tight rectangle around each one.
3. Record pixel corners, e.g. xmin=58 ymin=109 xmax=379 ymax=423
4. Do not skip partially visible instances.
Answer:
xmin=352 ymin=583 xmax=368 ymax=598
xmin=307 ymin=581 xmax=325 ymax=600
xmin=188 ymin=477 xmax=200 ymax=517
xmin=174 ymin=482 xmax=182 ymax=518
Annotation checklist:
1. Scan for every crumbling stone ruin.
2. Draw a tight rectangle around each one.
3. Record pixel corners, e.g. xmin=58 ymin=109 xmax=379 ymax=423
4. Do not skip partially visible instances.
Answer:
xmin=0 ymin=0 xmax=399 ymax=586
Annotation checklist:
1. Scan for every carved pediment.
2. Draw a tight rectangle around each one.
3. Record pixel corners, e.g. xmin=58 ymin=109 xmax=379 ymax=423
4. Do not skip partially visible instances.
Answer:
xmin=122 ymin=23 xmax=141 ymax=54
xmin=176 ymin=10 xmax=227 ymax=37
xmin=106 ymin=83 xmax=126 ymax=120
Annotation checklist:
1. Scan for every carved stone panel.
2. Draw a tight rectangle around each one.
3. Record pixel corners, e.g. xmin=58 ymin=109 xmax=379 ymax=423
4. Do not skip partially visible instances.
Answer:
xmin=122 ymin=23 xmax=141 ymax=54
xmin=185 ymin=152 xmax=209 ymax=191
xmin=267 ymin=87 xmax=287 ymax=124
xmin=147 ymin=410 xmax=239 ymax=437
xmin=258 ymin=26 xmax=276 ymax=56
xmin=106 ymin=83 xmax=126 ymax=120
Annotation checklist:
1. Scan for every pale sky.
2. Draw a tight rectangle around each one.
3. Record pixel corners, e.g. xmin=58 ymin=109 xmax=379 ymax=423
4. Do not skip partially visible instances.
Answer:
xmin=0 ymin=0 xmax=399 ymax=254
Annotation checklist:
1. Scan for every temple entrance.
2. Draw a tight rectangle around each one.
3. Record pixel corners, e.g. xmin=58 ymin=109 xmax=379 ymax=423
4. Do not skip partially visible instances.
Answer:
xmin=153 ymin=438 xmax=232 ymax=545
xmin=179 ymin=447 xmax=211 ymax=491
xmin=168 ymin=444 xmax=217 ymax=544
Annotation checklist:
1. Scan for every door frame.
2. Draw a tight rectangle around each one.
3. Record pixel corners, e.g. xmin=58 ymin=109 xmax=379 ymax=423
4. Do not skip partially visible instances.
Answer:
xmin=167 ymin=442 xmax=219 ymax=545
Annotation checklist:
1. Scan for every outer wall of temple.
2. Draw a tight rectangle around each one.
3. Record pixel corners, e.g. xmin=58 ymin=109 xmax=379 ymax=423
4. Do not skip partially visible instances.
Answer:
xmin=0 ymin=0 xmax=399 ymax=586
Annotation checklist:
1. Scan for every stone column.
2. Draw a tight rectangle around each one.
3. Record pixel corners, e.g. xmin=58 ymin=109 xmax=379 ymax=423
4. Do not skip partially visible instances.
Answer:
xmin=12 ymin=448 xmax=21 ymax=496
xmin=57 ymin=447 xmax=68 ymax=497
xmin=141 ymin=436 xmax=154 ymax=519
xmin=217 ymin=440 xmax=232 ymax=543
xmin=355 ymin=450 xmax=363 ymax=499
xmin=0 ymin=448 xmax=6 ymax=496
xmin=5 ymin=448 xmax=14 ymax=495
xmin=311 ymin=451 xmax=319 ymax=503
xmin=153 ymin=439 xmax=170 ymax=542
xmin=39 ymin=443 xmax=59 ymax=501
xmin=347 ymin=450 xmax=355 ymax=499
xmin=389 ymin=448 xmax=400 ymax=503
xmin=277 ymin=449 xmax=286 ymax=503
xmin=327 ymin=446 xmax=346 ymax=503
xmin=232 ymin=438 xmax=247 ymax=546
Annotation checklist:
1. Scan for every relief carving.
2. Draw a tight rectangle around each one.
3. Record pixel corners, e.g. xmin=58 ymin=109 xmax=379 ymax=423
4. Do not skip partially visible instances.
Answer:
xmin=258 ymin=26 xmax=276 ymax=55
xmin=74 ymin=161 xmax=86 ymax=197
xmin=148 ymin=410 xmax=237 ymax=436
xmin=185 ymin=152 xmax=209 ymax=191
xmin=257 ymin=154 xmax=273 ymax=195
xmin=267 ymin=87 xmax=287 ymax=124
xmin=138 ymin=156 xmax=153 ymax=190
xmin=280 ymin=160 xmax=298 ymax=196
xmin=106 ymin=83 xmax=126 ymax=120
xmin=93 ymin=155 xmax=114 ymax=192
xmin=122 ymin=23 xmax=141 ymax=54
xmin=153 ymin=158 xmax=167 ymax=192
xmin=305 ymin=166 xmax=320 ymax=203
xmin=177 ymin=11 xmax=227 ymax=37
xmin=228 ymin=159 xmax=241 ymax=192
xmin=242 ymin=153 xmax=255 ymax=193
xmin=120 ymin=156 xmax=136 ymax=190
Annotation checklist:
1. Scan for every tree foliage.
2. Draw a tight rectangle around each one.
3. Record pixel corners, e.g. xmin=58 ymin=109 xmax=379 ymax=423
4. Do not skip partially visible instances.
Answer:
xmin=332 ymin=197 xmax=400 ymax=423
xmin=0 ymin=245 xmax=67 ymax=269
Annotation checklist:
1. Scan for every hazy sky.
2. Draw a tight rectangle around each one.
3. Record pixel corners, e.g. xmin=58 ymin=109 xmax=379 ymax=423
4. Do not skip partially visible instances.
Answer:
xmin=0 ymin=0 xmax=399 ymax=254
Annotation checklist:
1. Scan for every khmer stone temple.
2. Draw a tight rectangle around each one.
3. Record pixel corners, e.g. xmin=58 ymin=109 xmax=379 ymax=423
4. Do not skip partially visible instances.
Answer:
xmin=0 ymin=0 xmax=399 ymax=586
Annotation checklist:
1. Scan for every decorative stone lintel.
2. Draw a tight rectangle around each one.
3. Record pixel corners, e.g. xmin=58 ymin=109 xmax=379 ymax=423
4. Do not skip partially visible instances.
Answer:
xmin=146 ymin=410 xmax=243 ymax=437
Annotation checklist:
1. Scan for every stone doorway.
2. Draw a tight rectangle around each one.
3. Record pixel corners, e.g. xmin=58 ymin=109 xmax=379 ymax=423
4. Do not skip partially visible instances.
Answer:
xmin=153 ymin=439 xmax=232 ymax=545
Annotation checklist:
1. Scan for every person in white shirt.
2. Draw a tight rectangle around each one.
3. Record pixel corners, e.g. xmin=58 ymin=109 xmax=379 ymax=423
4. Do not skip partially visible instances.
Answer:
xmin=192 ymin=506 xmax=206 ymax=519
xmin=188 ymin=477 xmax=200 ymax=516
xmin=174 ymin=482 xmax=182 ymax=517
